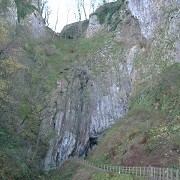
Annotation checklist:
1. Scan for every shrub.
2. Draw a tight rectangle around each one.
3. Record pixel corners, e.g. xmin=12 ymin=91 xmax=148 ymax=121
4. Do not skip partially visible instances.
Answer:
xmin=90 ymin=0 xmax=125 ymax=24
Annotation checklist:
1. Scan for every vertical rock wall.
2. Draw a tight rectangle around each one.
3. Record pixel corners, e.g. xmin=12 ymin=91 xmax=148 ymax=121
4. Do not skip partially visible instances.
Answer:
xmin=127 ymin=0 xmax=179 ymax=39
xmin=44 ymin=14 xmax=142 ymax=169
xmin=44 ymin=0 xmax=179 ymax=170
xmin=0 ymin=0 xmax=17 ymax=50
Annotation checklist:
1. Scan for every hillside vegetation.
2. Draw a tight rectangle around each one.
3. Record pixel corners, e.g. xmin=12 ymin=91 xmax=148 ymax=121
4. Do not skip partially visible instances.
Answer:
xmin=0 ymin=0 xmax=179 ymax=179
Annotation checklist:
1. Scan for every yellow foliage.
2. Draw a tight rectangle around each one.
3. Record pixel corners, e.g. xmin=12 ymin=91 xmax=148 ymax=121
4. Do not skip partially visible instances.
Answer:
xmin=150 ymin=124 xmax=169 ymax=139
xmin=0 ymin=79 xmax=8 ymax=96
xmin=0 ymin=57 xmax=25 ymax=75
xmin=35 ymin=103 xmax=43 ymax=112
xmin=0 ymin=24 xmax=8 ymax=47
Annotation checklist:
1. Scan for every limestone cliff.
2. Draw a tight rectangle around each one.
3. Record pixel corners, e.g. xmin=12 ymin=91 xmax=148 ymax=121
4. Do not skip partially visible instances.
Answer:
xmin=44 ymin=0 xmax=179 ymax=170
xmin=1 ymin=0 xmax=178 ymax=175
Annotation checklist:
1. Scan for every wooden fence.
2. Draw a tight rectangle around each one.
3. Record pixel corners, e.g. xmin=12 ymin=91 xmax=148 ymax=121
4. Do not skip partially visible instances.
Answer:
xmin=76 ymin=159 xmax=180 ymax=180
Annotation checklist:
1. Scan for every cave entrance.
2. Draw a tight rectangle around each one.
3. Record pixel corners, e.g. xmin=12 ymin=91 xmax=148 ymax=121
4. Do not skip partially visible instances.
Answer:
xmin=89 ymin=135 xmax=98 ymax=149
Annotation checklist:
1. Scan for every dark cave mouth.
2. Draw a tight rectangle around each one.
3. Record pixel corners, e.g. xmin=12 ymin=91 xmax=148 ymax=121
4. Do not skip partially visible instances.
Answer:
xmin=89 ymin=136 xmax=98 ymax=149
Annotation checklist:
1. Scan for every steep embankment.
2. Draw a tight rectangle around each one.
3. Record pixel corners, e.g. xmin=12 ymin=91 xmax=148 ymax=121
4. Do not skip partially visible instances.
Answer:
xmin=43 ymin=0 xmax=180 ymax=173
xmin=0 ymin=0 xmax=72 ymax=179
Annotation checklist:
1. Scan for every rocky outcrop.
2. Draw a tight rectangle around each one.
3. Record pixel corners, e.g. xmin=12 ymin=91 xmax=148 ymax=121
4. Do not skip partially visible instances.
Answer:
xmin=21 ymin=11 xmax=47 ymax=39
xmin=44 ymin=0 xmax=179 ymax=170
xmin=85 ymin=15 xmax=102 ymax=38
xmin=0 ymin=0 xmax=48 ymax=51
xmin=0 ymin=0 xmax=17 ymax=24
xmin=61 ymin=20 xmax=89 ymax=39
xmin=44 ymin=46 xmax=138 ymax=170
xmin=127 ymin=0 xmax=179 ymax=39
xmin=44 ymin=10 xmax=143 ymax=169
xmin=0 ymin=0 xmax=17 ymax=51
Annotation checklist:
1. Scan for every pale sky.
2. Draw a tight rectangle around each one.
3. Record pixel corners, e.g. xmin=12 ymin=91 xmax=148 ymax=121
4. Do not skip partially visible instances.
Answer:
xmin=47 ymin=0 xmax=77 ymax=32
xmin=47 ymin=0 xmax=116 ymax=32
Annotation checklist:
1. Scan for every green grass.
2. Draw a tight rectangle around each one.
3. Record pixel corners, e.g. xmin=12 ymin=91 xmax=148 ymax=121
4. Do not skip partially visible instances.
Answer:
xmin=75 ymin=30 xmax=113 ymax=58
xmin=130 ymin=63 xmax=180 ymax=120
xmin=92 ymin=172 xmax=134 ymax=180
xmin=46 ymin=161 xmax=78 ymax=180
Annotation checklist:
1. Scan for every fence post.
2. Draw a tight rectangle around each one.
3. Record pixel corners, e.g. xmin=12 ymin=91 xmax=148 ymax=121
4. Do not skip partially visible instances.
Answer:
xmin=163 ymin=167 xmax=165 ymax=179
xmin=140 ymin=166 xmax=141 ymax=177
xmin=136 ymin=167 xmax=138 ymax=176
xmin=166 ymin=168 xmax=169 ymax=180
xmin=170 ymin=168 xmax=173 ymax=180
xmin=143 ymin=167 xmax=145 ymax=176
xmin=176 ymin=169 xmax=179 ymax=180
xmin=148 ymin=166 xmax=151 ymax=178
xmin=119 ymin=166 xmax=121 ymax=174
xmin=159 ymin=168 xmax=161 ymax=180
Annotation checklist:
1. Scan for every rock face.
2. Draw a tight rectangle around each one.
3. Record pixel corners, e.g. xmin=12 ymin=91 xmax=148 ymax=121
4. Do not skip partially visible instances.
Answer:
xmin=21 ymin=11 xmax=47 ymax=39
xmin=44 ymin=44 xmax=138 ymax=170
xmin=127 ymin=0 xmax=179 ymax=39
xmin=44 ymin=0 xmax=180 ymax=170
xmin=85 ymin=15 xmax=102 ymax=38
xmin=44 ymin=3 xmax=142 ymax=169
xmin=61 ymin=20 xmax=89 ymax=39
xmin=0 ymin=0 xmax=17 ymax=24
xmin=0 ymin=0 xmax=48 ymax=48
xmin=0 ymin=0 xmax=17 ymax=50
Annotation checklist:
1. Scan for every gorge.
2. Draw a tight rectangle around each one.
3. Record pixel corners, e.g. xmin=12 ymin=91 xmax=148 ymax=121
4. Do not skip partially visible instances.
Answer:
xmin=0 ymin=0 xmax=179 ymax=179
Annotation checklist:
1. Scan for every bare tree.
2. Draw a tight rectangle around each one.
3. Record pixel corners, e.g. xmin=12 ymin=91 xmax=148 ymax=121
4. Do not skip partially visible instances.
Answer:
xmin=90 ymin=0 xmax=97 ymax=13
xmin=52 ymin=3 xmax=60 ymax=39
xmin=44 ymin=6 xmax=51 ymax=26
xmin=80 ymin=0 xmax=87 ymax=20
xmin=38 ymin=0 xmax=51 ymax=26
xmin=76 ymin=0 xmax=82 ymax=21
xmin=38 ymin=0 xmax=47 ymax=15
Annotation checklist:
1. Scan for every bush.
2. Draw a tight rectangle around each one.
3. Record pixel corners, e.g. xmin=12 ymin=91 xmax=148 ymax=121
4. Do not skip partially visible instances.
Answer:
xmin=90 ymin=0 xmax=125 ymax=24
xmin=130 ymin=63 xmax=180 ymax=120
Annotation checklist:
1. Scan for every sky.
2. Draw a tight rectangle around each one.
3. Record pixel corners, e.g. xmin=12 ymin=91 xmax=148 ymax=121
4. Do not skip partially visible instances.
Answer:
xmin=47 ymin=0 xmax=116 ymax=32
xmin=47 ymin=0 xmax=77 ymax=32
